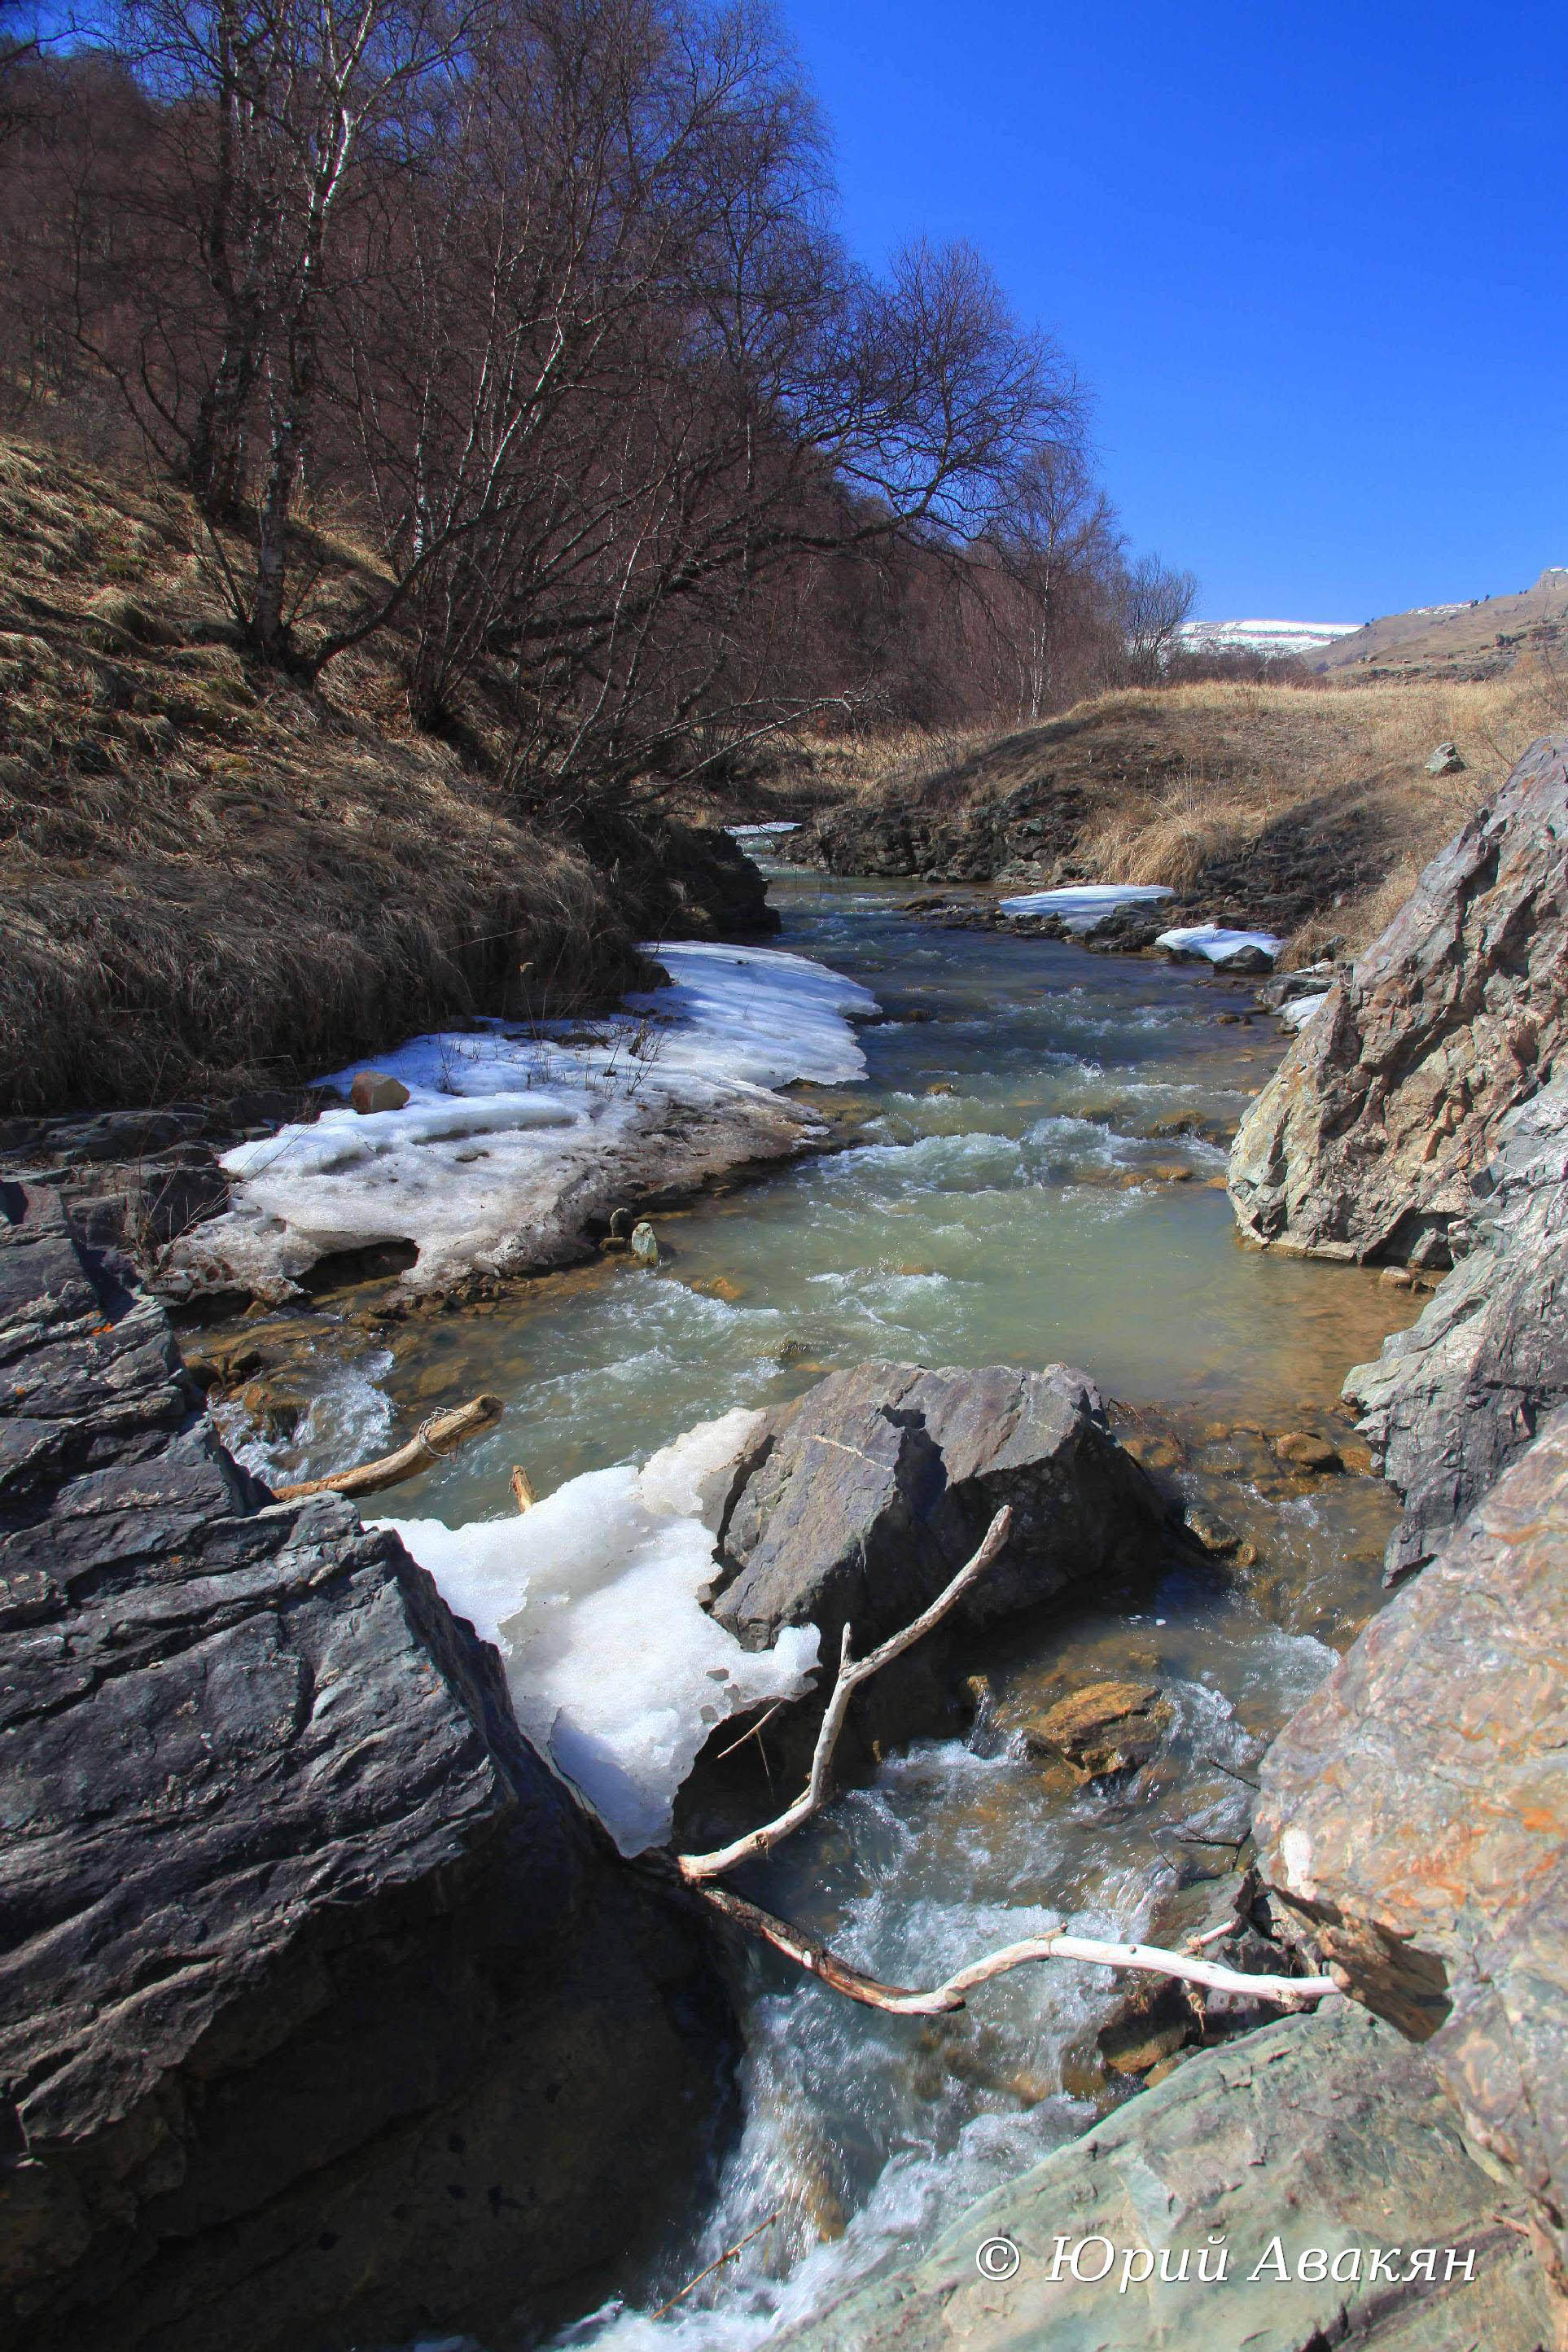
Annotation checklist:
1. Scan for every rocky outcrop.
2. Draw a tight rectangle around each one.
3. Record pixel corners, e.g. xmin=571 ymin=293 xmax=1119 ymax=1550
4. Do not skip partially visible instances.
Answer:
xmin=773 ymin=2001 xmax=1550 ymax=2350
xmin=706 ymin=1362 xmax=1172 ymax=1758
xmin=1345 ymin=1074 xmax=1568 ymax=1580
xmin=1229 ymin=732 xmax=1568 ymax=1267
xmin=0 ymin=1186 xmax=729 ymax=2352
xmin=1255 ymin=1410 xmax=1568 ymax=2304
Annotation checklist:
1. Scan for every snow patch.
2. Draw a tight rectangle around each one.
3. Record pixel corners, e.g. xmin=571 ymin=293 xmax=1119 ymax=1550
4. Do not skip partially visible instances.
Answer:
xmin=997 ymin=883 xmax=1175 ymax=931
xmin=1178 ymin=619 xmax=1359 ymax=660
xmin=379 ymin=1409 xmax=821 ymax=1855
xmin=726 ymin=821 xmax=800 ymax=837
xmin=1280 ymin=991 xmax=1329 ymax=1029
xmin=165 ymin=942 xmax=879 ymax=1299
xmin=1156 ymin=923 xmax=1281 ymax=969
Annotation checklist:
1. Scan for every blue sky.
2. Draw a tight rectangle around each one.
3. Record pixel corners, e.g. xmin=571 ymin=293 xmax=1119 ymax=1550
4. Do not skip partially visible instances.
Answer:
xmin=779 ymin=0 xmax=1568 ymax=622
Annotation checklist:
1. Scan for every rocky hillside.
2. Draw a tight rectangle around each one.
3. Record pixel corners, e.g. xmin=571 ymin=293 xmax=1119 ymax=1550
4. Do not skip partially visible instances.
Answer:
xmin=1313 ymin=565 xmax=1568 ymax=682
xmin=0 ymin=434 xmax=771 ymax=1120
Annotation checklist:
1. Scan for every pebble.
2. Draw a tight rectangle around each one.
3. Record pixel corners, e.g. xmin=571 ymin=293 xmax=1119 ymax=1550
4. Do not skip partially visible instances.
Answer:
xmin=1272 ymin=1431 xmax=1343 ymax=1473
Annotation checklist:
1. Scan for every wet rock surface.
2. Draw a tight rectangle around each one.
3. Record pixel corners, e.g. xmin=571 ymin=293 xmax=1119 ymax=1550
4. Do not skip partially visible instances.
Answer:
xmin=776 ymin=2001 xmax=1549 ymax=2350
xmin=1256 ymin=1408 xmax=1568 ymax=2305
xmin=0 ymin=1186 xmax=729 ymax=2352
xmin=1345 ymin=1073 xmax=1568 ymax=1581
xmin=1229 ymin=732 xmax=1568 ymax=1267
xmin=706 ymin=1361 xmax=1174 ymax=1755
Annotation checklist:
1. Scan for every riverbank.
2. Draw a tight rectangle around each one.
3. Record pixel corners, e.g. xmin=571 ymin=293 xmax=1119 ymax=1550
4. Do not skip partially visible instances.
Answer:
xmin=0 ymin=434 xmax=773 ymax=1120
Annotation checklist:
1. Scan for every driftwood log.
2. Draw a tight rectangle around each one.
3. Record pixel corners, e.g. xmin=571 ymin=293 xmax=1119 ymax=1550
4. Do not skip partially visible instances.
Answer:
xmin=271 ymin=1395 xmax=503 ymax=1502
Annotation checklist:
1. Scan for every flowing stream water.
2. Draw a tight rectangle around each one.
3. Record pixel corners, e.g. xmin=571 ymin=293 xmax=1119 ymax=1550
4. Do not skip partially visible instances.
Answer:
xmin=207 ymin=868 xmax=1417 ymax=2350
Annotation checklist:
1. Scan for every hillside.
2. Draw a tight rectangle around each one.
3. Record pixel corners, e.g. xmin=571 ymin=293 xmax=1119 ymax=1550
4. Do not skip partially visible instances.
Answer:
xmin=1311 ymin=566 xmax=1568 ymax=681
xmin=795 ymin=671 xmax=1564 ymax=960
xmin=0 ymin=436 xmax=767 ymax=1118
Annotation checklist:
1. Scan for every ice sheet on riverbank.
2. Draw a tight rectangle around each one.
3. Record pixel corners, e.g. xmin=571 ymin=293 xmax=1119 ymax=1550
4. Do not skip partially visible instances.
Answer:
xmin=160 ymin=943 xmax=879 ymax=1300
xmin=1156 ymin=922 xmax=1282 ymax=969
xmin=997 ymin=883 xmax=1175 ymax=930
xmin=379 ymin=1409 xmax=821 ymax=1853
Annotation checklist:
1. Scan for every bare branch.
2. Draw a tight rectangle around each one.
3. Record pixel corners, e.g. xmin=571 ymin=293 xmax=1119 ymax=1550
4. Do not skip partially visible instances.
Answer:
xmin=695 ymin=1883 xmax=1338 ymax=2017
xmin=677 ymin=1504 xmax=1014 ymax=1882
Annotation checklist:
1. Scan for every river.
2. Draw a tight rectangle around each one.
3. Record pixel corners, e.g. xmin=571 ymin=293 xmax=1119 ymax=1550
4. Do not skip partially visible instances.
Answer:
xmin=209 ymin=867 xmax=1414 ymax=2350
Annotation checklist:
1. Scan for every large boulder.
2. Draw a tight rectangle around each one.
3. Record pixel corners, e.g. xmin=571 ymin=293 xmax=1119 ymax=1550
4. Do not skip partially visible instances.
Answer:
xmin=1345 ymin=1073 xmax=1568 ymax=1581
xmin=1229 ymin=732 xmax=1568 ymax=1268
xmin=1255 ymin=1409 xmax=1568 ymax=2308
xmin=707 ymin=1362 xmax=1172 ymax=1756
xmin=773 ymin=2002 xmax=1550 ymax=2350
xmin=0 ymin=1187 xmax=728 ymax=2352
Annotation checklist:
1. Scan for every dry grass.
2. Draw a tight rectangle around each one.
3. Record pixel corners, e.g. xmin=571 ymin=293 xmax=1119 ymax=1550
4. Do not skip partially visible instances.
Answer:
xmin=0 ymin=435 xmax=642 ymax=1115
xmin=795 ymin=672 xmax=1566 ymax=958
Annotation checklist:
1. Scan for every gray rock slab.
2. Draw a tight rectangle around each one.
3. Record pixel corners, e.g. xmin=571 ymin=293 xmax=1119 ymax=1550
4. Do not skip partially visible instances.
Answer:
xmin=1229 ymin=731 xmax=1568 ymax=1266
xmin=775 ymin=2002 xmax=1548 ymax=2350
xmin=0 ymin=1186 xmax=727 ymax=2352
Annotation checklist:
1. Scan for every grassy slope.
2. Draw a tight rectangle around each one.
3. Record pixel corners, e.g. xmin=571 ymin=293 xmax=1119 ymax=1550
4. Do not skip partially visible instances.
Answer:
xmin=0 ymin=436 xmax=650 ymax=1117
xmin=795 ymin=672 xmax=1566 ymax=958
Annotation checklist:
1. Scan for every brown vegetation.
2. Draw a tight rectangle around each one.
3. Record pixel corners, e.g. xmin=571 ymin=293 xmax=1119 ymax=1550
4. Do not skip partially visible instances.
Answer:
xmin=793 ymin=670 xmax=1567 ymax=957
xmin=0 ymin=432 xmax=662 ymax=1115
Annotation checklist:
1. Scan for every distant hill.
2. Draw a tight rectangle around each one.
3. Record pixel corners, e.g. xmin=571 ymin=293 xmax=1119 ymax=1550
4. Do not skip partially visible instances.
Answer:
xmin=1309 ymin=567 xmax=1568 ymax=681
xmin=1179 ymin=618 xmax=1359 ymax=661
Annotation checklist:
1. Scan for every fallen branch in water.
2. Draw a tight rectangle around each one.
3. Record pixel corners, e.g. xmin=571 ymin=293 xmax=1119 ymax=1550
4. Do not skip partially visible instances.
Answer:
xmin=674 ymin=1499 xmax=1336 ymax=2013
xmin=677 ymin=1505 xmax=1016 ymax=1882
xmin=694 ymin=1883 xmax=1337 ymax=2014
xmin=647 ymin=2209 xmax=781 ymax=2323
xmin=272 ymin=1395 xmax=503 ymax=1502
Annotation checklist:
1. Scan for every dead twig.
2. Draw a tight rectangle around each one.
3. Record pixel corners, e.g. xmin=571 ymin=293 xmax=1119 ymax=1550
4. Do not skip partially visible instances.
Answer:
xmin=647 ymin=2210 xmax=782 ymax=2323
xmin=272 ymin=1395 xmax=502 ymax=1501
xmin=510 ymin=1463 xmax=536 ymax=1513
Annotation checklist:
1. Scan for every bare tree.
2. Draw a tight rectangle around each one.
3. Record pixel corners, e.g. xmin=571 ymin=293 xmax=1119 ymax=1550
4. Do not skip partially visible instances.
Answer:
xmin=1119 ymin=550 xmax=1198 ymax=685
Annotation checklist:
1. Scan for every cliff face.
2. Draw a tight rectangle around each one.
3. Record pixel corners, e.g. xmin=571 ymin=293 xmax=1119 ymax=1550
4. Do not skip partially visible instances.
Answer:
xmin=0 ymin=1186 xmax=729 ymax=2352
xmin=1228 ymin=733 xmax=1568 ymax=1268
xmin=1345 ymin=1074 xmax=1568 ymax=1581
xmin=1255 ymin=1410 xmax=1568 ymax=2306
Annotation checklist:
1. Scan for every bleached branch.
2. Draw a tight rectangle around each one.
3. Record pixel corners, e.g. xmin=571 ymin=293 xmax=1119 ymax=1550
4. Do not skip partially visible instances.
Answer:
xmin=696 ymin=1884 xmax=1337 ymax=2015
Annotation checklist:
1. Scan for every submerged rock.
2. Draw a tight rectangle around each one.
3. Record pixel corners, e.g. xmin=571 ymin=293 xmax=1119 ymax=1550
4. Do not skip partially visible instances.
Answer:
xmin=1020 ymin=1679 xmax=1172 ymax=1781
xmin=1228 ymin=732 xmax=1568 ymax=1267
xmin=706 ymin=1361 xmax=1171 ymax=1757
xmin=0 ymin=1188 xmax=729 ymax=2352
xmin=1256 ymin=1408 xmax=1568 ymax=2308
xmin=777 ymin=2002 xmax=1550 ymax=2350
xmin=1346 ymin=1073 xmax=1568 ymax=1581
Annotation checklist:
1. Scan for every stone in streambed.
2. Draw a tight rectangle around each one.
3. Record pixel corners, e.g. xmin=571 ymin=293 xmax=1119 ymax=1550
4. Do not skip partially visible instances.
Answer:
xmin=1272 ymin=1430 xmax=1342 ymax=1473
xmin=706 ymin=1361 xmax=1170 ymax=1757
xmin=1020 ymin=1679 xmax=1172 ymax=1781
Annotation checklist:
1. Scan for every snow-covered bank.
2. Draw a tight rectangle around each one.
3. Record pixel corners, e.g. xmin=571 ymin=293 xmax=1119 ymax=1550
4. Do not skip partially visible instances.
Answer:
xmin=161 ymin=942 xmax=879 ymax=1302
xmin=1155 ymin=922 xmax=1282 ymax=970
xmin=381 ymin=1410 xmax=820 ymax=1854
xmin=996 ymin=883 xmax=1175 ymax=930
